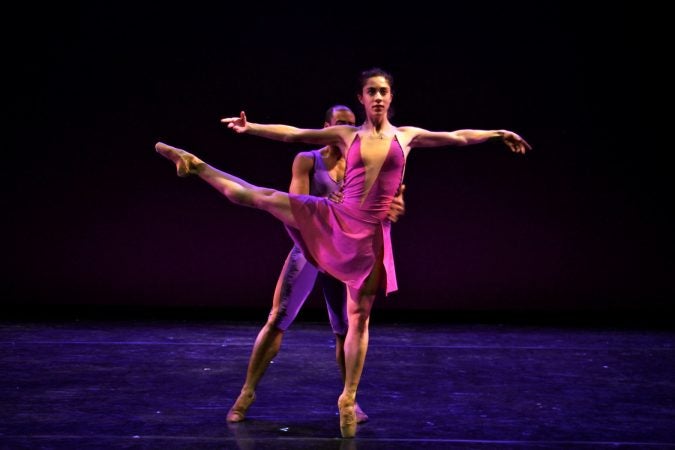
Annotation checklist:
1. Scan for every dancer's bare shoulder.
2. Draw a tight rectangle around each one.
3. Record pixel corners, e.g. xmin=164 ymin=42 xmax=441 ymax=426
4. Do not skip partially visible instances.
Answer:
xmin=393 ymin=126 xmax=424 ymax=151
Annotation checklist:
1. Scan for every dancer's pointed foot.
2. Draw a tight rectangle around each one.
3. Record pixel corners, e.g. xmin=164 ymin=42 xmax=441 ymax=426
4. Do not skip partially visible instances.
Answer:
xmin=355 ymin=402 xmax=369 ymax=423
xmin=155 ymin=142 xmax=199 ymax=177
xmin=226 ymin=390 xmax=256 ymax=423
xmin=338 ymin=393 xmax=357 ymax=438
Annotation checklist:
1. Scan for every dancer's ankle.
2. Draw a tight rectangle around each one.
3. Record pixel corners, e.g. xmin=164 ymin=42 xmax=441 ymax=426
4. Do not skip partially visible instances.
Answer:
xmin=340 ymin=389 xmax=356 ymax=401
xmin=192 ymin=161 xmax=206 ymax=174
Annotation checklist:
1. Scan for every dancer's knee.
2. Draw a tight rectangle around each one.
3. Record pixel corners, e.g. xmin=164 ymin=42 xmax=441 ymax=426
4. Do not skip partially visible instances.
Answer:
xmin=267 ymin=308 xmax=291 ymax=332
xmin=230 ymin=187 xmax=279 ymax=209
xmin=346 ymin=292 xmax=375 ymax=332
xmin=225 ymin=185 xmax=256 ymax=207
xmin=348 ymin=310 xmax=370 ymax=332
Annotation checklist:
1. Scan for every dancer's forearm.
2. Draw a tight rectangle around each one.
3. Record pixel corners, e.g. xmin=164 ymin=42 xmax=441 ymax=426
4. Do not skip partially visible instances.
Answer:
xmin=246 ymin=122 xmax=336 ymax=146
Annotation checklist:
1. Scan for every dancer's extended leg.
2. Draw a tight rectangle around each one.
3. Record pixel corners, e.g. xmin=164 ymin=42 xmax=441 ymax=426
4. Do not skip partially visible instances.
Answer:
xmin=156 ymin=142 xmax=297 ymax=227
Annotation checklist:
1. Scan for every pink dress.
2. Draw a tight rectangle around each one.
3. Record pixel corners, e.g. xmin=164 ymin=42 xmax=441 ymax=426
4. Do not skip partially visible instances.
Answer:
xmin=285 ymin=135 xmax=405 ymax=295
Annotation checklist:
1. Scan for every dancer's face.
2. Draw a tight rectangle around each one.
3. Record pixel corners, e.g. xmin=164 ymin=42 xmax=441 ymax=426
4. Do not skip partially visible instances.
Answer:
xmin=358 ymin=76 xmax=392 ymax=121
xmin=329 ymin=110 xmax=356 ymax=127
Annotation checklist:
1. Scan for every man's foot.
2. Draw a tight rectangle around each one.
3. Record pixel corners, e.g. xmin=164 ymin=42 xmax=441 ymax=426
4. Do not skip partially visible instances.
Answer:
xmin=355 ymin=402 xmax=369 ymax=423
xmin=226 ymin=390 xmax=256 ymax=423
xmin=155 ymin=142 xmax=199 ymax=177
xmin=338 ymin=393 xmax=357 ymax=438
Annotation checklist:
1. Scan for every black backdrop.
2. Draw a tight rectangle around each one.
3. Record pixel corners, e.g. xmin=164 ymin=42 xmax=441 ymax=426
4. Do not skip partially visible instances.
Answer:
xmin=7 ymin=4 xmax=669 ymax=318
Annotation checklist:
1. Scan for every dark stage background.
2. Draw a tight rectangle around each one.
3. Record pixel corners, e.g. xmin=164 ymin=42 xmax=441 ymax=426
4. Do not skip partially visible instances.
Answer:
xmin=7 ymin=4 xmax=669 ymax=319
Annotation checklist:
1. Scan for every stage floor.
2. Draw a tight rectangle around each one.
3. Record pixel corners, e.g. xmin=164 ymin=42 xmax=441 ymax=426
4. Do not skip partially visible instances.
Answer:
xmin=2 ymin=317 xmax=674 ymax=449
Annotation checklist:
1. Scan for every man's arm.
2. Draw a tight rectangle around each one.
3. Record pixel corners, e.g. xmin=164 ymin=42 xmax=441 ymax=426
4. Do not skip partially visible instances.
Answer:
xmin=289 ymin=152 xmax=314 ymax=195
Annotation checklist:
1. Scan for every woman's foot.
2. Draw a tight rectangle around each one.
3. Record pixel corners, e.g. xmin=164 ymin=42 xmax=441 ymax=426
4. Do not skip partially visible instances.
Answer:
xmin=338 ymin=393 xmax=357 ymax=438
xmin=226 ymin=390 xmax=256 ymax=423
xmin=355 ymin=402 xmax=369 ymax=423
xmin=155 ymin=142 xmax=200 ymax=177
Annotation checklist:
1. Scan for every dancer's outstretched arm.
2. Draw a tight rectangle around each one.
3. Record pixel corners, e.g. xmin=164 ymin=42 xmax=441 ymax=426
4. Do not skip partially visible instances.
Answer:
xmin=399 ymin=126 xmax=532 ymax=154
xmin=221 ymin=111 xmax=354 ymax=149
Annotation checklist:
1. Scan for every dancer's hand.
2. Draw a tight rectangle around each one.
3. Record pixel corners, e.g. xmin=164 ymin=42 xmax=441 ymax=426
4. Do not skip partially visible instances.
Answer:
xmin=387 ymin=184 xmax=406 ymax=223
xmin=221 ymin=111 xmax=248 ymax=133
xmin=498 ymin=130 xmax=531 ymax=154
xmin=328 ymin=190 xmax=344 ymax=204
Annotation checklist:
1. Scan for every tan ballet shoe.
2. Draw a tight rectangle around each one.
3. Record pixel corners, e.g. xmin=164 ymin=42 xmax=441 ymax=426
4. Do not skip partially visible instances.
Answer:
xmin=338 ymin=393 xmax=357 ymax=438
xmin=226 ymin=390 xmax=256 ymax=423
xmin=155 ymin=142 xmax=196 ymax=177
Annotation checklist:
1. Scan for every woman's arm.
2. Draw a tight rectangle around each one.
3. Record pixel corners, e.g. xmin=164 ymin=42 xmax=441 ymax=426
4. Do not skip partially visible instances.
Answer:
xmin=401 ymin=126 xmax=531 ymax=154
xmin=222 ymin=111 xmax=348 ymax=147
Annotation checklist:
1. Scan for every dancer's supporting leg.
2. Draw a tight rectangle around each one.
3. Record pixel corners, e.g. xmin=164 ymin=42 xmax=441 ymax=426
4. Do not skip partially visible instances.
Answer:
xmin=337 ymin=256 xmax=383 ymax=438
xmin=322 ymin=274 xmax=370 ymax=424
